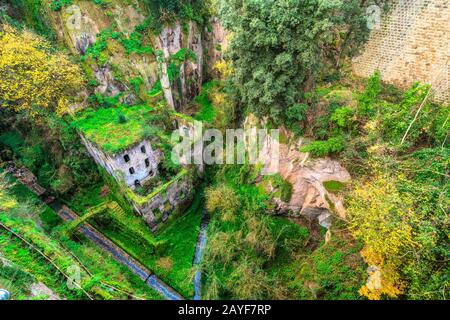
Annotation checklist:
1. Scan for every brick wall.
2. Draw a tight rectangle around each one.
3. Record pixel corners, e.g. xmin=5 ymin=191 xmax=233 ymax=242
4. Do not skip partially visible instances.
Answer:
xmin=353 ymin=0 xmax=449 ymax=105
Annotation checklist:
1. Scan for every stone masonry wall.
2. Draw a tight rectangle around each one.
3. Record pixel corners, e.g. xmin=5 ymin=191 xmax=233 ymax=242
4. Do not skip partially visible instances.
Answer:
xmin=352 ymin=0 xmax=449 ymax=105
xmin=80 ymin=135 xmax=160 ymax=188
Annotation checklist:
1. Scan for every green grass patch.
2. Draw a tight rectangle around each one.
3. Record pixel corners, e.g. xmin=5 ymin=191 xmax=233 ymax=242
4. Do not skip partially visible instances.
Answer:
xmin=194 ymin=81 xmax=219 ymax=124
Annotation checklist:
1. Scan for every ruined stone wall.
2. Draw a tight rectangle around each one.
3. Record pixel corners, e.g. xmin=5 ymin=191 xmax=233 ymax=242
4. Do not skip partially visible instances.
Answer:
xmin=135 ymin=175 xmax=193 ymax=231
xmin=352 ymin=0 xmax=449 ymax=105
xmin=80 ymin=134 xmax=194 ymax=229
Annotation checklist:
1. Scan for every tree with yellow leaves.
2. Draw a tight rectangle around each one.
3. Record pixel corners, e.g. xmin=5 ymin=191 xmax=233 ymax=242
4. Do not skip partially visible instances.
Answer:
xmin=213 ymin=59 xmax=234 ymax=80
xmin=347 ymin=171 xmax=420 ymax=300
xmin=0 ymin=24 xmax=83 ymax=116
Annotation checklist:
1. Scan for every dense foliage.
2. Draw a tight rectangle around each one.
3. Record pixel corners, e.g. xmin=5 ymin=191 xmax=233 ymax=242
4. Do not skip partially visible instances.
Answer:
xmin=202 ymin=165 xmax=365 ymax=299
xmin=0 ymin=24 xmax=83 ymax=115
xmin=218 ymin=0 xmax=369 ymax=123
xmin=0 ymin=0 xmax=448 ymax=302
xmin=143 ymin=0 xmax=209 ymax=31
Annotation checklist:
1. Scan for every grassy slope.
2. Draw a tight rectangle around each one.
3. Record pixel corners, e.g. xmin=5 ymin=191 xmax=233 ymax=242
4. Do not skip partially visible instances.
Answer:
xmin=0 ymin=171 xmax=163 ymax=300
xmin=65 ymin=183 xmax=203 ymax=298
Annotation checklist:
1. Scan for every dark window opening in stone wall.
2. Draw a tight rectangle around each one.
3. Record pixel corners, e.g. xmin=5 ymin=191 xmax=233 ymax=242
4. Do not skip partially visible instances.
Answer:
xmin=145 ymin=158 xmax=150 ymax=167
xmin=141 ymin=145 xmax=146 ymax=153
xmin=129 ymin=167 xmax=135 ymax=174
xmin=124 ymin=154 xmax=130 ymax=162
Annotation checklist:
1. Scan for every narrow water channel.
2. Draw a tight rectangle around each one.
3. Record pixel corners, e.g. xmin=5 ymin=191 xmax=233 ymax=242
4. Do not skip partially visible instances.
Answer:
xmin=192 ymin=208 xmax=209 ymax=300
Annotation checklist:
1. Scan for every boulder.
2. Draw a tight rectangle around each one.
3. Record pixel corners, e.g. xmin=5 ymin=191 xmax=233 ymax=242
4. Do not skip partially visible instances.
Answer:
xmin=257 ymin=127 xmax=351 ymax=227
xmin=63 ymin=5 xmax=99 ymax=55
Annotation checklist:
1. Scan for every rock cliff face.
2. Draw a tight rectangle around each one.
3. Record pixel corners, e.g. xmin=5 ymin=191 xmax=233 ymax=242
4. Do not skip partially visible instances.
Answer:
xmin=47 ymin=1 xmax=227 ymax=109
xmin=265 ymin=136 xmax=350 ymax=220
xmin=245 ymin=115 xmax=351 ymax=230
xmin=157 ymin=21 xmax=204 ymax=109
xmin=352 ymin=0 xmax=449 ymax=105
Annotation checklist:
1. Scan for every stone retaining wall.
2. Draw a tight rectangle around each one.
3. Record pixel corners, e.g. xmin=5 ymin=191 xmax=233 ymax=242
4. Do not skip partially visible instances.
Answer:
xmin=353 ymin=0 xmax=449 ymax=105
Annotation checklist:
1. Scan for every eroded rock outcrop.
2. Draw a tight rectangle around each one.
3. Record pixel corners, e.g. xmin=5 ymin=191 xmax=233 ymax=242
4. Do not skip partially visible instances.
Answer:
xmin=204 ymin=17 xmax=228 ymax=77
xmin=267 ymin=139 xmax=350 ymax=220
xmin=157 ymin=21 xmax=204 ymax=109
xmin=246 ymin=115 xmax=351 ymax=229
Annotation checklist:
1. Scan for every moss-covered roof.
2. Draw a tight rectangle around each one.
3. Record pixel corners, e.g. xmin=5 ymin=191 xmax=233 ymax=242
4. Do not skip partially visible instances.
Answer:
xmin=72 ymin=104 xmax=165 ymax=155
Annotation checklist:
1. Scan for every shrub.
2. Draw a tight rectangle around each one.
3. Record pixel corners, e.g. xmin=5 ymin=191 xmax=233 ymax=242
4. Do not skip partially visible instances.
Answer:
xmin=358 ymin=71 xmax=382 ymax=116
xmin=331 ymin=106 xmax=354 ymax=130
xmin=206 ymin=184 xmax=239 ymax=221
xmin=49 ymin=0 xmax=72 ymax=11
xmin=300 ymin=136 xmax=345 ymax=157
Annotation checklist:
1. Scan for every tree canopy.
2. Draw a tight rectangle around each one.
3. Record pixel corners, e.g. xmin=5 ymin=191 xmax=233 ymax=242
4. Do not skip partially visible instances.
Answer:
xmin=218 ymin=0 xmax=368 ymax=123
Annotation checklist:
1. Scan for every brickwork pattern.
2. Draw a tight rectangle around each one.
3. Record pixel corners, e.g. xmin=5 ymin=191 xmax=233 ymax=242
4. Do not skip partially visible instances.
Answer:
xmin=353 ymin=0 xmax=449 ymax=105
